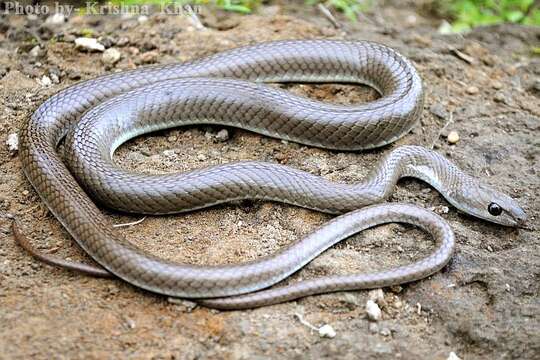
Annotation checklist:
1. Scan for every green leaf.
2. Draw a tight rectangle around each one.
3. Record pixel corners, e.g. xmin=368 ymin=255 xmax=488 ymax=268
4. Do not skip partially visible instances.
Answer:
xmin=506 ymin=10 xmax=524 ymax=22
xmin=222 ymin=4 xmax=252 ymax=13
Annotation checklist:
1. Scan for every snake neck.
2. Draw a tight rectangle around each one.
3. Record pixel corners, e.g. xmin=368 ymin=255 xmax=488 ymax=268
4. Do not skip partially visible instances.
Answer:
xmin=363 ymin=145 xmax=464 ymax=206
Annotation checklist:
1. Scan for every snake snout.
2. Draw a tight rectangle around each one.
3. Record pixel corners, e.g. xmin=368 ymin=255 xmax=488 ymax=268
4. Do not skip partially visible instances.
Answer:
xmin=509 ymin=206 xmax=527 ymax=228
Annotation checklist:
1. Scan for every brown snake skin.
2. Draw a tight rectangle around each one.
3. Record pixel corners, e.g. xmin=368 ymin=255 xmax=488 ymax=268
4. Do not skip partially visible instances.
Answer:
xmin=18 ymin=40 xmax=526 ymax=309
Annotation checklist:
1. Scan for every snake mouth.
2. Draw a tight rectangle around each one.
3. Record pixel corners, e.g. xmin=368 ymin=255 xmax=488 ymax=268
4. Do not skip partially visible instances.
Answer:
xmin=510 ymin=208 xmax=528 ymax=228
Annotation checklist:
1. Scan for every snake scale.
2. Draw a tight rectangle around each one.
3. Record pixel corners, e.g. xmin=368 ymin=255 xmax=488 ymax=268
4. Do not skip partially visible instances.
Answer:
xmin=18 ymin=40 xmax=526 ymax=309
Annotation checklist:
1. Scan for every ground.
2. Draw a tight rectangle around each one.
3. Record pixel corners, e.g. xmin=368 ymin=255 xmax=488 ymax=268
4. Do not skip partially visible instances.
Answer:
xmin=0 ymin=2 xmax=539 ymax=359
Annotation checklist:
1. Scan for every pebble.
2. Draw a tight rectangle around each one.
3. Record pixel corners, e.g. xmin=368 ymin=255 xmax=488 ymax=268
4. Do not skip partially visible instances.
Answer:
xmin=368 ymin=322 xmax=379 ymax=334
xmin=163 ymin=150 xmax=175 ymax=158
xmin=429 ymin=103 xmax=448 ymax=120
xmin=102 ymin=48 xmax=121 ymax=65
xmin=140 ymin=51 xmax=158 ymax=64
xmin=447 ymin=131 xmax=460 ymax=144
xmin=430 ymin=205 xmax=450 ymax=214
xmin=40 ymin=75 xmax=52 ymax=87
xmin=405 ymin=14 xmax=417 ymax=27
xmin=49 ymin=72 xmax=60 ymax=84
xmin=491 ymin=81 xmax=503 ymax=90
xmin=124 ymin=317 xmax=136 ymax=329
xmin=75 ymin=37 xmax=105 ymax=52
xmin=197 ymin=154 xmax=207 ymax=161
xmin=167 ymin=298 xmax=197 ymax=312
xmin=366 ymin=300 xmax=382 ymax=321
xmin=29 ymin=45 xmax=42 ymax=58
xmin=368 ymin=289 xmax=384 ymax=304
xmin=532 ymin=79 xmax=540 ymax=92
xmin=318 ymin=324 xmax=336 ymax=338
xmin=167 ymin=135 xmax=177 ymax=142
xmin=215 ymin=129 xmax=230 ymax=142
xmin=447 ymin=352 xmax=462 ymax=360
xmin=137 ymin=15 xmax=149 ymax=24
xmin=466 ymin=86 xmax=479 ymax=95
xmin=380 ymin=327 xmax=391 ymax=336
xmin=437 ymin=20 xmax=453 ymax=35
xmin=45 ymin=13 xmax=66 ymax=25
xmin=6 ymin=133 xmax=19 ymax=152
xmin=493 ymin=92 xmax=506 ymax=103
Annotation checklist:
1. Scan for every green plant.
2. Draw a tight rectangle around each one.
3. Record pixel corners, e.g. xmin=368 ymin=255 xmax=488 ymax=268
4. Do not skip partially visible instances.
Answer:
xmin=446 ymin=0 xmax=540 ymax=32
xmin=106 ymin=0 xmax=261 ymax=14
xmin=305 ymin=0 xmax=372 ymax=21
xmin=178 ymin=0 xmax=261 ymax=13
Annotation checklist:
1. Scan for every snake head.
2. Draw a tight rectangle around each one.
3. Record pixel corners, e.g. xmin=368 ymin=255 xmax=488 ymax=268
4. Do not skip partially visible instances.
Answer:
xmin=450 ymin=179 xmax=527 ymax=227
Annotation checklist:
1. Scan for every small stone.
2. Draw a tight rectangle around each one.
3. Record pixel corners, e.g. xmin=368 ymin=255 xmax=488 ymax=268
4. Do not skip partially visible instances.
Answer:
xmin=204 ymin=131 xmax=214 ymax=140
xmin=6 ymin=133 xmax=19 ymax=152
xmin=430 ymin=205 xmax=450 ymax=214
xmin=102 ymin=48 xmax=121 ymax=65
xmin=167 ymin=298 xmax=197 ymax=312
xmin=167 ymin=135 xmax=177 ymax=142
xmin=197 ymin=154 xmax=207 ymax=161
xmin=45 ymin=13 xmax=66 ymax=25
xmin=368 ymin=289 xmax=384 ymax=304
xmin=49 ymin=73 xmax=60 ymax=84
xmin=40 ymin=75 xmax=52 ymax=87
xmin=380 ymin=327 xmax=391 ymax=336
xmin=491 ymin=81 xmax=503 ymax=90
xmin=532 ymin=79 xmax=540 ymax=92
xmin=124 ymin=317 xmax=136 ymax=329
xmin=163 ymin=150 xmax=175 ymax=158
xmin=368 ymin=322 xmax=379 ymax=334
xmin=466 ymin=86 xmax=479 ymax=95
xmin=366 ymin=300 xmax=382 ymax=321
xmin=437 ymin=20 xmax=453 ymax=35
xmin=447 ymin=131 xmax=460 ymax=144
xmin=29 ymin=45 xmax=42 ymax=58
xmin=140 ymin=51 xmax=158 ymax=64
xmin=429 ymin=104 xmax=448 ymax=120
xmin=75 ymin=37 xmax=105 ymax=52
xmin=413 ymin=35 xmax=431 ymax=47
xmin=137 ymin=15 xmax=149 ymax=24
xmin=215 ymin=129 xmax=230 ymax=142
xmin=340 ymin=292 xmax=361 ymax=307
xmin=493 ymin=92 xmax=506 ymax=103
xmin=447 ymin=352 xmax=462 ymax=360
xmin=318 ymin=324 xmax=336 ymax=338
xmin=405 ymin=14 xmax=417 ymax=26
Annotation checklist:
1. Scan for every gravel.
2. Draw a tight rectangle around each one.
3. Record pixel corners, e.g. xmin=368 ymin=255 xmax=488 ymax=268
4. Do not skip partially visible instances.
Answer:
xmin=75 ymin=37 xmax=105 ymax=52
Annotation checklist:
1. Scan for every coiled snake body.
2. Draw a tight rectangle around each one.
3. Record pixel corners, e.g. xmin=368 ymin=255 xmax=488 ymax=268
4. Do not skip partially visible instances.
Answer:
xmin=18 ymin=40 xmax=526 ymax=309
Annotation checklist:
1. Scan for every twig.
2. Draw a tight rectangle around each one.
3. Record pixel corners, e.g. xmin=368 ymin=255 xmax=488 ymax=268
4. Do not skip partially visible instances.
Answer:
xmin=429 ymin=111 xmax=453 ymax=150
xmin=317 ymin=3 xmax=341 ymax=29
xmin=113 ymin=216 xmax=147 ymax=228
xmin=294 ymin=313 xmax=319 ymax=331
xmin=185 ymin=4 xmax=205 ymax=31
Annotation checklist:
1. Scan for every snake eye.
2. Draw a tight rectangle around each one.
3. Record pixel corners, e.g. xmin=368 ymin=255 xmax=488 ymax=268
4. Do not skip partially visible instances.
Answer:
xmin=488 ymin=203 xmax=503 ymax=216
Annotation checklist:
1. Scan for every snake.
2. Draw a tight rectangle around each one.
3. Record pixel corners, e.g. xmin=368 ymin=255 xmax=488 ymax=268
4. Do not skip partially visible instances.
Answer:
xmin=17 ymin=40 xmax=527 ymax=309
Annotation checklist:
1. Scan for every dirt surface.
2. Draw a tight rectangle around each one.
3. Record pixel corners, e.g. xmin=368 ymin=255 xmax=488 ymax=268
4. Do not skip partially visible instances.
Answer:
xmin=0 ymin=2 xmax=539 ymax=359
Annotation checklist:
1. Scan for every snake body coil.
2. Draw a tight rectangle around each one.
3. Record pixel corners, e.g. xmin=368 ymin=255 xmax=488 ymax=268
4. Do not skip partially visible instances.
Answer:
xmin=20 ymin=40 xmax=526 ymax=309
